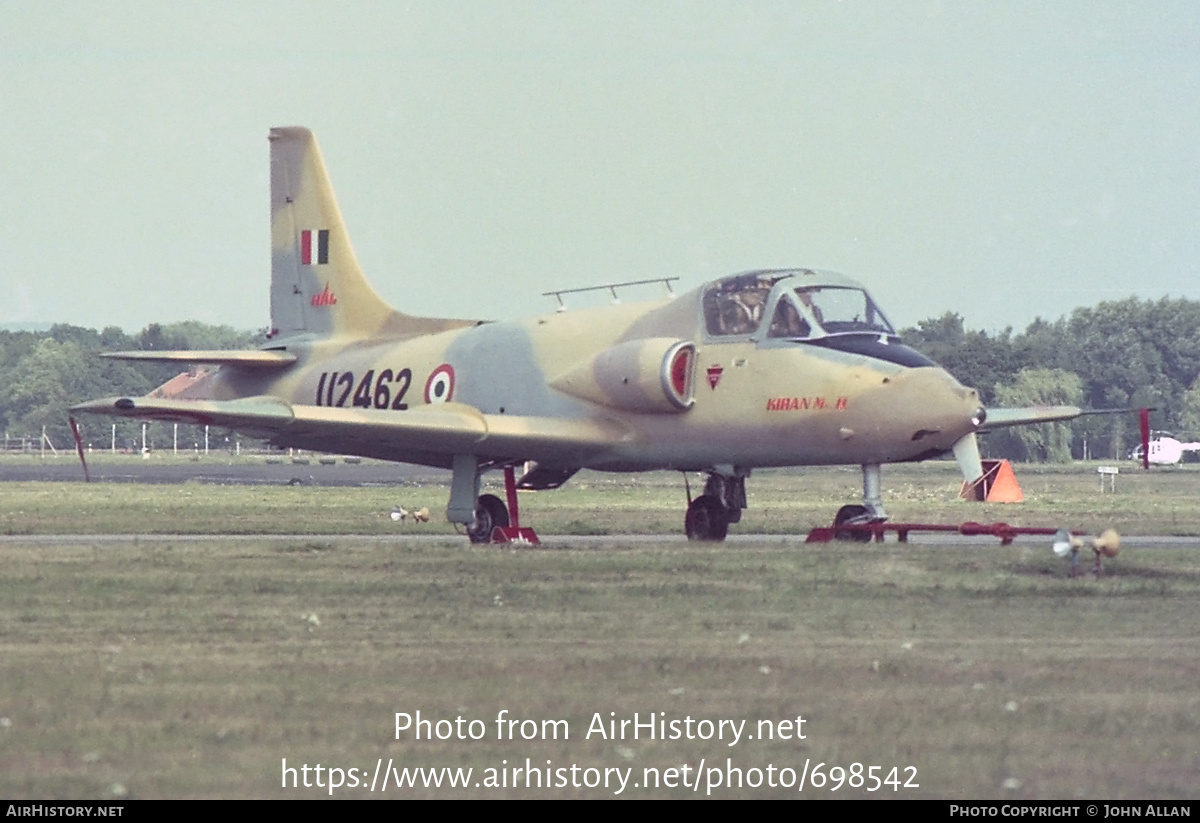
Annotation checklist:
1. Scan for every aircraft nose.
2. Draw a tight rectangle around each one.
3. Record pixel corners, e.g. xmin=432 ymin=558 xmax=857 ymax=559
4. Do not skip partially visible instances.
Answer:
xmin=884 ymin=367 xmax=983 ymax=445
xmin=945 ymin=381 xmax=986 ymax=427
xmin=951 ymin=379 xmax=985 ymax=429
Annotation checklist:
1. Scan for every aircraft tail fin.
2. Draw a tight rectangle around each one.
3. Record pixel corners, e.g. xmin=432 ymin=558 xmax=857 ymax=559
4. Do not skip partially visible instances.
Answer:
xmin=269 ymin=127 xmax=474 ymax=341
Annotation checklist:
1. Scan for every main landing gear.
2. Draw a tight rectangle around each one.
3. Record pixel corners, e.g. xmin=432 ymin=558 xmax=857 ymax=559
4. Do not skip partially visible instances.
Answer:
xmin=448 ymin=456 xmax=540 ymax=545
xmin=684 ymin=470 xmax=747 ymax=541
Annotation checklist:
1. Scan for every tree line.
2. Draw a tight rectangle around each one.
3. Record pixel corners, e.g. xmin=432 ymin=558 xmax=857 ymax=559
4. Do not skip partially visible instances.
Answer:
xmin=0 ymin=322 xmax=260 ymax=452
xmin=3 ymin=296 xmax=1199 ymax=461
xmin=900 ymin=297 xmax=1200 ymax=461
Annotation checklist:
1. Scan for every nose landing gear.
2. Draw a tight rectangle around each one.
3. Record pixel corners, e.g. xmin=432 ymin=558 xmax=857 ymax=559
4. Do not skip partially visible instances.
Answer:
xmin=833 ymin=504 xmax=872 ymax=541
xmin=830 ymin=463 xmax=888 ymax=540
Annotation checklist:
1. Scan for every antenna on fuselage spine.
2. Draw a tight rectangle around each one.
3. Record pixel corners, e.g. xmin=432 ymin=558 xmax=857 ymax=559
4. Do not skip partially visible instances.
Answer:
xmin=541 ymin=277 xmax=679 ymax=311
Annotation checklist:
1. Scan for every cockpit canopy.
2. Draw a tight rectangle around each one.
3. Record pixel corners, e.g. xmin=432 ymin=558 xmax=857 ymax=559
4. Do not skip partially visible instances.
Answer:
xmin=701 ymin=270 xmax=896 ymax=340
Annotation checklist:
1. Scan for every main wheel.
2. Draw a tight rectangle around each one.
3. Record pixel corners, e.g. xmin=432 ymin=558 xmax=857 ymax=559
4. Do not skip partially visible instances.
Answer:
xmin=468 ymin=493 xmax=510 ymax=544
xmin=685 ymin=495 xmax=729 ymax=542
xmin=833 ymin=504 xmax=872 ymax=542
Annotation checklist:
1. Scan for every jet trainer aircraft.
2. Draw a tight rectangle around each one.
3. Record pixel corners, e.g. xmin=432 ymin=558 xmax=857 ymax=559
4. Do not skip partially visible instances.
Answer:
xmin=73 ymin=126 xmax=1084 ymax=542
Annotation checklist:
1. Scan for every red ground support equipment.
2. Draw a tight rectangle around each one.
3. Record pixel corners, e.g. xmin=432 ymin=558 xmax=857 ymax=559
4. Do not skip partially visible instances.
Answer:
xmin=806 ymin=520 xmax=1072 ymax=545
xmin=491 ymin=465 xmax=540 ymax=544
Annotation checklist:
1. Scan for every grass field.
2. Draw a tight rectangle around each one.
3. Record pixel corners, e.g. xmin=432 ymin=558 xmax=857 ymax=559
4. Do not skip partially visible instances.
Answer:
xmin=1 ymin=463 xmax=1198 ymax=798
xmin=3 ymin=457 xmax=1200 ymax=537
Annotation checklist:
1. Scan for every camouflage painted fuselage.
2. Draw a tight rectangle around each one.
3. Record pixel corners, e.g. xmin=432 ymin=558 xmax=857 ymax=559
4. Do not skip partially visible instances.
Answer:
xmin=188 ymin=281 xmax=981 ymax=473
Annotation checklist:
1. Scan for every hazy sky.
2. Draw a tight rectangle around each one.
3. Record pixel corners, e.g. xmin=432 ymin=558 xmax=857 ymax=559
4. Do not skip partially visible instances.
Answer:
xmin=1 ymin=1 xmax=1197 ymax=334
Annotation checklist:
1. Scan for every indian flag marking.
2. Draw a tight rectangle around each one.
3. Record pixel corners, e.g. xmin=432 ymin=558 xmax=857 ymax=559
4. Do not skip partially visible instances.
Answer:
xmin=300 ymin=229 xmax=330 ymax=265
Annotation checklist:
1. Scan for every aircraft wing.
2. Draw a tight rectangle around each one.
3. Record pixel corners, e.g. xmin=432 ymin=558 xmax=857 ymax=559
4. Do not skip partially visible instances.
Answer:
xmin=72 ymin=395 xmax=299 ymax=438
xmin=951 ymin=405 xmax=1083 ymax=485
xmin=70 ymin=396 xmax=627 ymax=465
xmin=977 ymin=406 xmax=1082 ymax=431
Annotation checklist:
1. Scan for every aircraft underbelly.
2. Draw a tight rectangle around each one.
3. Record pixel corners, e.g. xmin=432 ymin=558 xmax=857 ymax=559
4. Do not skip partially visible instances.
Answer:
xmin=582 ymin=424 xmax=953 ymax=471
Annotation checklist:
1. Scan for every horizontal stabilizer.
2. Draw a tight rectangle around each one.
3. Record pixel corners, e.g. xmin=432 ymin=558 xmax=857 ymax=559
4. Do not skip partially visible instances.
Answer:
xmin=101 ymin=350 xmax=298 ymax=369
xmin=979 ymin=405 xmax=1081 ymax=431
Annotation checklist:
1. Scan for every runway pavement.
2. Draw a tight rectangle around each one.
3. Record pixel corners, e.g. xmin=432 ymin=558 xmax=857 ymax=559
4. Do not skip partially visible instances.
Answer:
xmin=0 ymin=456 xmax=448 ymax=486
xmin=1 ymin=532 xmax=1196 ymax=547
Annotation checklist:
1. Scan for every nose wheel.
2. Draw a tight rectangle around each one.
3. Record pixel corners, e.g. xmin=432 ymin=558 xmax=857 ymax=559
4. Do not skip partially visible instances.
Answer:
xmin=829 ymin=463 xmax=888 ymax=541
xmin=833 ymin=504 xmax=873 ymax=542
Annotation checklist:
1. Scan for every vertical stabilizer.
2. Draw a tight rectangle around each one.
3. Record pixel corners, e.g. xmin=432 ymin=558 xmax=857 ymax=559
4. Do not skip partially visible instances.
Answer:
xmin=270 ymin=127 xmax=400 ymax=339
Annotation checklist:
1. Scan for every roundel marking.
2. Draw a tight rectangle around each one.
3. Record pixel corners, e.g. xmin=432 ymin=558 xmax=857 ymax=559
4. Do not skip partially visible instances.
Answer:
xmin=424 ymin=364 xmax=455 ymax=404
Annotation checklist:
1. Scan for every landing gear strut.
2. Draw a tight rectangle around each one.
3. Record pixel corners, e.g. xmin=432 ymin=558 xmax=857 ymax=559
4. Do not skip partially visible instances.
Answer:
xmin=684 ymin=470 xmax=747 ymax=542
